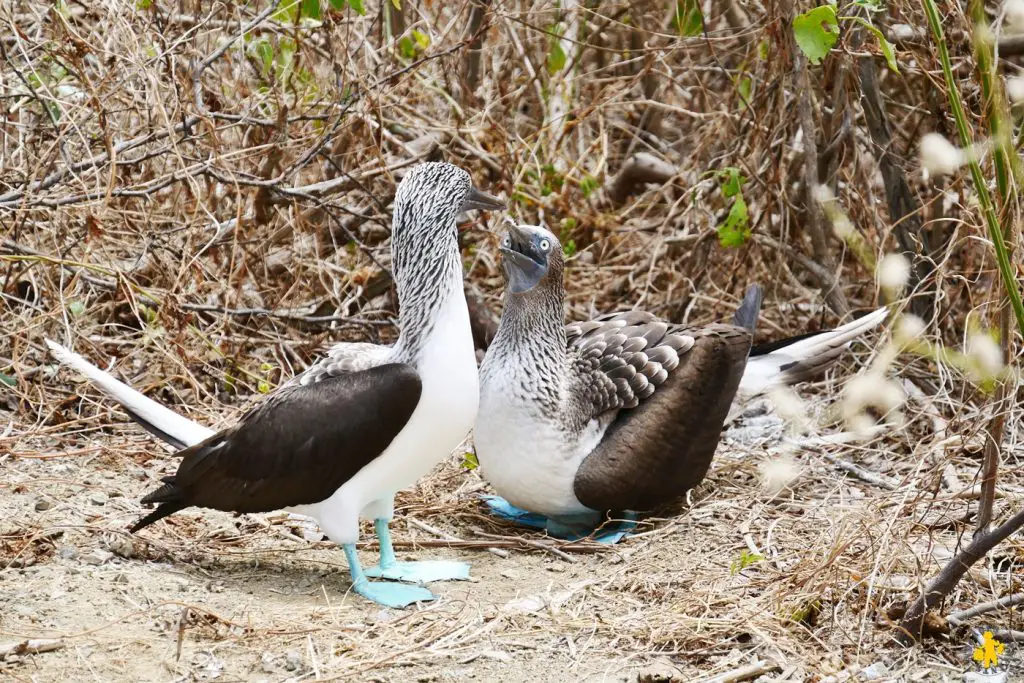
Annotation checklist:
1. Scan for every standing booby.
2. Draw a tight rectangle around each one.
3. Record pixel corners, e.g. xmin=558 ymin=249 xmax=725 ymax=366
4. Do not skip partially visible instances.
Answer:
xmin=475 ymin=223 xmax=888 ymax=540
xmin=46 ymin=162 xmax=504 ymax=607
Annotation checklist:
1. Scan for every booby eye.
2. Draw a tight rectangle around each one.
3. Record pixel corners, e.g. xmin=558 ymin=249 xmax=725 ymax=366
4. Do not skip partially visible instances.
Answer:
xmin=539 ymin=239 xmax=550 ymax=252
xmin=501 ymin=235 xmax=511 ymax=248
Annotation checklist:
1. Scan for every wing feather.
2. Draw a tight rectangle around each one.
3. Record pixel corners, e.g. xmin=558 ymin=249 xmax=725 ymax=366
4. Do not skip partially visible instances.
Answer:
xmin=134 ymin=363 xmax=422 ymax=527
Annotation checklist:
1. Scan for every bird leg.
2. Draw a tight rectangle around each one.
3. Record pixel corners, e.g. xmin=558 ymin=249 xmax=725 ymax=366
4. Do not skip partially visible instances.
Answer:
xmin=342 ymin=544 xmax=435 ymax=608
xmin=482 ymin=496 xmax=637 ymax=544
xmin=364 ymin=519 xmax=471 ymax=583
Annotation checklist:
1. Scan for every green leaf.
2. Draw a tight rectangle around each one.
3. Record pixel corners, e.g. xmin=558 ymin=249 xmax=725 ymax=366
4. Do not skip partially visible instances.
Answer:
xmin=718 ymin=167 xmax=745 ymax=198
xmin=461 ymin=451 xmax=479 ymax=470
xmin=253 ymin=39 xmax=274 ymax=78
xmin=792 ymin=5 xmax=839 ymax=65
xmin=135 ymin=0 xmax=153 ymax=9
xmin=411 ymin=29 xmax=430 ymax=50
xmin=736 ymin=76 xmax=752 ymax=108
xmin=272 ymin=0 xmax=301 ymax=23
xmin=847 ymin=17 xmax=898 ymax=72
xmin=398 ymin=36 xmax=416 ymax=59
xmin=0 ymin=372 xmax=15 ymax=388
xmin=547 ymin=37 xmax=567 ymax=75
xmin=301 ymin=0 xmax=320 ymax=20
xmin=579 ymin=174 xmax=599 ymax=198
xmin=671 ymin=0 xmax=704 ymax=37
xmin=729 ymin=550 xmax=764 ymax=575
xmin=257 ymin=380 xmax=271 ymax=394
xmin=390 ymin=0 xmax=401 ymax=8
xmin=562 ymin=239 xmax=577 ymax=257
xmin=347 ymin=0 xmax=365 ymax=15
xmin=328 ymin=0 xmax=345 ymax=8
xmin=717 ymin=195 xmax=751 ymax=248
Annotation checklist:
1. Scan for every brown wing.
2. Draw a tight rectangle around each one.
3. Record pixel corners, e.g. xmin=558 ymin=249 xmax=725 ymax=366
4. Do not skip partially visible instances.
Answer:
xmin=572 ymin=324 xmax=751 ymax=512
xmin=565 ymin=311 xmax=696 ymax=428
xmin=131 ymin=363 xmax=421 ymax=531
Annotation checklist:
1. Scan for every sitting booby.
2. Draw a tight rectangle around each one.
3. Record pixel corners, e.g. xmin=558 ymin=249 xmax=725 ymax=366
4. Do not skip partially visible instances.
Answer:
xmin=475 ymin=223 xmax=888 ymax=540
xmin=46 ymin=162 xmax=504 ymax=607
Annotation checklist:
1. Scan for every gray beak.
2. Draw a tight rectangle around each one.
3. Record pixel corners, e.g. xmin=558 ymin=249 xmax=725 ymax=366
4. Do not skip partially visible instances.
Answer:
xmin=460 ymin=186 xmax=506 ymax=212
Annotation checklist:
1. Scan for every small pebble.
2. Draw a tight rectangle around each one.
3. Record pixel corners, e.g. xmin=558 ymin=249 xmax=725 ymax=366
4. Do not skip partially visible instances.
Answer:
xmin=81 ymin=549 xmax=114 ymax=566
xmin=34 ymin=498 xmax=54 ymax=511
xmin=58 ymin=545 xmax=79 ymax=560
xmin=284 ymin=651 xmax=302 ymax=671
xmin=89 ymin=491 xmax=108 ymax=506
xmin=105 ymin=535 xmax=136 ymax=559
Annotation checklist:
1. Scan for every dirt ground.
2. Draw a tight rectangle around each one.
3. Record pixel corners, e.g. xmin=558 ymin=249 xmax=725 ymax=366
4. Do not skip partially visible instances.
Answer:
xmin=3 ymin=356 xmax=1022 ymax=682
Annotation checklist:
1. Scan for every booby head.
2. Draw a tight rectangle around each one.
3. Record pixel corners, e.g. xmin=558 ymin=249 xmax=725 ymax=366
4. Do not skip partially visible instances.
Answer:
xmin=393 ymin=162 xmax=504 ymax=235
xmin=389 ymin=161 xmax=504 ymax=306
xmin=498 ymin=223 xmax=563 ymax=294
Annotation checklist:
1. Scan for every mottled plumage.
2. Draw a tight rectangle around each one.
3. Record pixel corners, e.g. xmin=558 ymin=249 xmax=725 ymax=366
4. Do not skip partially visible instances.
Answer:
xmin=477 ymin=223 xmax=887 ymax=525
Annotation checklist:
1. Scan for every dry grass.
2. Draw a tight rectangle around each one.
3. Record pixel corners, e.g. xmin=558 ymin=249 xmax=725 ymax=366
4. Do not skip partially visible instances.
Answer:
xmin=2 ymin=0 xmax=1023 ymax=680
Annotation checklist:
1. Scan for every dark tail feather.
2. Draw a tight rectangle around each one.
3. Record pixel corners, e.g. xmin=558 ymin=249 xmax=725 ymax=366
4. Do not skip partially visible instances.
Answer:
xmin=732 ymin=284 xmax=763 ymax=332
xmin=124 ymin=407 xmax=188 ymax=451
xmin=130 ymin=501 xmax=187 ymax=533
xmin=140 ymin=480 xmax=182 ymax=505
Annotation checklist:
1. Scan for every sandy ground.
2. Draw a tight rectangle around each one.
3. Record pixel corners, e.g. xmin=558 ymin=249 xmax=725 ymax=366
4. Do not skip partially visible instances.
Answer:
xmin=2 ymin=382 xmax=1022 ymax=682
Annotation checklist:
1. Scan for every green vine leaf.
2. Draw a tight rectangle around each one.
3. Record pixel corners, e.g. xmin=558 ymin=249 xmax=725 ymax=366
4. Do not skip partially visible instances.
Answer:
xmin=793 ymin=5 xmax=839 ymax=65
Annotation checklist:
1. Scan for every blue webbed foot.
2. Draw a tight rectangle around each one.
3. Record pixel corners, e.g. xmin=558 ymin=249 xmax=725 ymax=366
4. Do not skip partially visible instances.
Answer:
xmin=368 ymin=518 xmax=471 ymax=584
xmin=365 ymin=560 xmax=471 ymax=583
xmin=481 ymin=496 xmax=638 ymax=544
xmin=481 ymin=495 xmax=550 ymax=529
xmin=343 ymin=543 xmax=435 ymax=608
xmin=351 ymin=577 xmax=435 ymax=608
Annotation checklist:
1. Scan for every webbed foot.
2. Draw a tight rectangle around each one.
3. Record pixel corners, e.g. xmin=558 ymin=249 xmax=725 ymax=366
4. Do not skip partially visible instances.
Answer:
xmin=365 ymin=560 xmax=471 ymax=583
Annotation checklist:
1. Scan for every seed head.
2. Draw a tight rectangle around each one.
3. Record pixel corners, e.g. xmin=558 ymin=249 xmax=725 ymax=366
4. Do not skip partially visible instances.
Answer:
xmin=919 ymin=133 xmax=965 ymax=179
xmin=877 ymin=253 xmax=911 ymax=290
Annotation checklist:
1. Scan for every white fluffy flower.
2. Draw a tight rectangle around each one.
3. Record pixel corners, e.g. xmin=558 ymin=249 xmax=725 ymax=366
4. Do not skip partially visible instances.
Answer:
xmin=1007 ymin=76 xmax=1024 ymax=104
xmin=967 ymin=332 xmax=1003 ymax=376
xmin=840 ymin=372 xmax=906 ymax=437
xmin=877 ymin=253 xmax=911 ymax=290
xmin=895 ymin=314 xmax=926 ymax=342
xmin=1005 ymin=0 xmax=1024 ymax=34
xmin=768 ymin=387 xmax=811 ymax=433
xmin=812 ymin=184 xmax=835 ymax=205
xmin=919 ymin=133 xmax=965 ymax=179
xmin=761 ymin=455 xmax=801 ymax=494
xmin=832 ymin=216 xmax=855 ymax=240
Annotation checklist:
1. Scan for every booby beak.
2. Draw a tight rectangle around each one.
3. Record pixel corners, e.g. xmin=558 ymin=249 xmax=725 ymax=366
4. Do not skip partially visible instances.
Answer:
xmin=460 ymin=186 xmax=506 ymax=212
xmin=499 ymin=224 xmax=549 ymax=294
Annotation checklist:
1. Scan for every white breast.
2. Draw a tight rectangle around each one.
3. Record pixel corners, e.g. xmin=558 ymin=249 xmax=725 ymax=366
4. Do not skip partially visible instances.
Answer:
xmin=290 ymin=286 xmax=479 ymax=543
xmin=475 ymin=363 xmax=602 ymax=519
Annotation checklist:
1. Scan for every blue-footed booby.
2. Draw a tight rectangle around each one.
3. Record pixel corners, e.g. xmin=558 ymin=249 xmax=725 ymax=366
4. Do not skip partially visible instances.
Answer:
xmin=47 ymin=162 xmax=504 ymax=608
xmin=475 ymin=224 xmax=888 ymax=541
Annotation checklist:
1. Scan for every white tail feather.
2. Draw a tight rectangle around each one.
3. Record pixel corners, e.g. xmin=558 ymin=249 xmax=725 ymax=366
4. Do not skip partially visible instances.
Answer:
xmin=737 ymin=307 xmax=889 ymax=399
xmin=45 ymin=339 xmax=213 ymax=447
